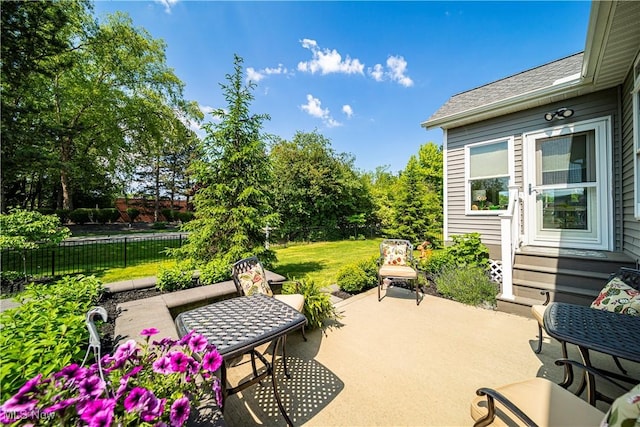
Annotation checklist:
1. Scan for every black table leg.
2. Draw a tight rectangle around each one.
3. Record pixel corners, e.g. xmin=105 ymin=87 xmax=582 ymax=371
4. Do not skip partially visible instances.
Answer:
xmin=271 ymin=337 xmax=294 ymax=426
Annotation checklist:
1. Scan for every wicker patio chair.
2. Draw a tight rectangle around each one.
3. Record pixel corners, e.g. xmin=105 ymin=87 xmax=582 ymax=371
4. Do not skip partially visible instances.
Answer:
xmin=377 ymin=239 xmax=420 ymax=305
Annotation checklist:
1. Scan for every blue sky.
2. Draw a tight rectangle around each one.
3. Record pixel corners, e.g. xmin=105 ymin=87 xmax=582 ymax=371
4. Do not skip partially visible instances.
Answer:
xmin=93 ymin=1 xmax=592 ymax=173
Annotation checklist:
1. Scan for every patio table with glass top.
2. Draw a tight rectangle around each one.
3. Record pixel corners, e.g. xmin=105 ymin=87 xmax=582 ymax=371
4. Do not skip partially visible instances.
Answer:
xmin=543 ymin=302 xmax=640 ymax=405
xmin=174 ymin=293 xmax=307 ymax=426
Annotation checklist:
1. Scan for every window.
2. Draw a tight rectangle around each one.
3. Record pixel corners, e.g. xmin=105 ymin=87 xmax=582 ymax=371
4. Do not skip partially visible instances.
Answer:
xmin=466 ymin=137 xmax=513 ymax=214
xmin=634 ymin=54 xmax=640 ymax=218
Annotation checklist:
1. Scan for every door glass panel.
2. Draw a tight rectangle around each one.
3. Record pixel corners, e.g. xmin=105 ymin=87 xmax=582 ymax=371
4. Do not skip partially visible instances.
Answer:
xmin=536 ymin=131 xmax=595 ymax=185
xmin=540 ymin=188 xmax=589 ymax=230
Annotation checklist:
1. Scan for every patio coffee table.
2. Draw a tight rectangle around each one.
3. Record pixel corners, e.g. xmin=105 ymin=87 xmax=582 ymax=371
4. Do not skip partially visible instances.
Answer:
xmin=175 ymin=294 xmax=307 ymax=426
xmin=543 ymin=302 xmax=640 ymax=405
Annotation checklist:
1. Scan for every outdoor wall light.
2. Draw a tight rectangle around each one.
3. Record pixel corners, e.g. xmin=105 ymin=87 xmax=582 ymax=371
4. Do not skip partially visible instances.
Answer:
xmin=544 ymin=107 xmax=574 ymax=121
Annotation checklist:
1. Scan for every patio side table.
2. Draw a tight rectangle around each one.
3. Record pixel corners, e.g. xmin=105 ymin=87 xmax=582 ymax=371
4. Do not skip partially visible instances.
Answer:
xmin=543 ymin=302 xmax=640 ymax=405
xmin=175 ymin=294 xmax=307 ymax=426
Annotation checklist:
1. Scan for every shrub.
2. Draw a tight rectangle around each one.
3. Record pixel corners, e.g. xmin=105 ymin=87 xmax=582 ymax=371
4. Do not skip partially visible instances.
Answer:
xmin=433 ymin=265 xmax=499 ymax=307
xmin=177 ymin=211 xmax=195 ymax=223
xmin=126 ymin=208 xmax=140 ymax=223
xmin=151 ymin=221 xmax=167 ymax=230
xmin=55 ymin=209 xmax=71 ymax=224
xmin=198 ymin=258 xmax=231 ymax=285
xmin=156 ymin=262 xmax=194 ymax=292
xmin=417 ymin=250 xmax=453 ymax=275
xmin=447 ymin=232 xmax=489 ymax=268
xmin=95 ymin=208 xmax=120 ymax=224
xmin=68 ymin=208 xmax=92 ymax=225
xmin=0 ymin=275 xmax=103 ymax=401
xmin=283 ymin=278 xmax=341 ymax=329
xmin=335 ymin=255 xmax=378 ymax=294
xmin=161 ymin=208 xmax=174 ymax=222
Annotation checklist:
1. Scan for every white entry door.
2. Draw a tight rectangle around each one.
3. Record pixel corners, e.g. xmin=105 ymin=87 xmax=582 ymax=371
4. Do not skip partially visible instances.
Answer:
xmin=523 ymin=117 xmax=612 ymax=250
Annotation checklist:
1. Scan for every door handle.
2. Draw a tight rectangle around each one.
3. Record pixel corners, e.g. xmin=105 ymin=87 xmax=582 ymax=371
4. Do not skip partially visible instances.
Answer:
xmin=528 ymin=184 xmax=537 ymax=195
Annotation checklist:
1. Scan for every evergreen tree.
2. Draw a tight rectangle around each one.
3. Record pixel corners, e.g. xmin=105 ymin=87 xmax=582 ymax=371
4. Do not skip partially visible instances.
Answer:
xmin=178 ymin=55 xmax=277 ymax=267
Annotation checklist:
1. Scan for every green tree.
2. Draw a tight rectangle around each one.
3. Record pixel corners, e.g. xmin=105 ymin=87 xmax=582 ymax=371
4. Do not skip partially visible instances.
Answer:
xmin=361 ymin=166 xmax=398 ymax=234
xmin=177 ymin=55 xmax=277 ymax=267
xmin=270 ymin=130 xmax=373 ymax=241
xmin=387 ymin=142 xmax=443 ymax=246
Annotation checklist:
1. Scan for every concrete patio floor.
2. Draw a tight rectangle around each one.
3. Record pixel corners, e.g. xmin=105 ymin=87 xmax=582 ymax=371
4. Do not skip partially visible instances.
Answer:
xmin=219 ymin=286 xmax=639 ymax=426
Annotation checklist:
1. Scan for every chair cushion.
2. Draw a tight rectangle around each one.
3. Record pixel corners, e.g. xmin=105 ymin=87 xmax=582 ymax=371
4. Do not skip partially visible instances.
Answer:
xmin=381 ymin=242 xmax=408 ymax=266
xmin=274 ymin=293 xmax=305 ymax=312
xmin=590 ymin=277 xmax=640 ymax=316
xmin=379 ymin=265 xmax=417 ymax=279
xmin=531 ymin=304 xmax=547 ymax=325
xmin=237 ymin=265 xmax=273 ymax=297
xmin=601 ymin=383 xmax=640 ymax=427
xmin=470 ymin=377 xmax=605 ymax=427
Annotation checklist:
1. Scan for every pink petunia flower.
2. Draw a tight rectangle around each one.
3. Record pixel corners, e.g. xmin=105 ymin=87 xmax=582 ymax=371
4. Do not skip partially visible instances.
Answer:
xmin=170 ymin=396 xmax=191 ymax=427
xmin=141 ymin=328 xmax=160 ymax=337
xmin=202 ymin=350 xmax=223 ymax=373
xmin=188 ymin=333 xmax=208 ymax=353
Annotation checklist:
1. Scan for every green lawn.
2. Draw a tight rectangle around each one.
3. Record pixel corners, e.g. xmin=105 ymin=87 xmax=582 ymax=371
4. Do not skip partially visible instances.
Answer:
xmin=97 ymin=239 xmax=383 ymax=286
xmin=272 ymin=239 xmax=382 ymax=286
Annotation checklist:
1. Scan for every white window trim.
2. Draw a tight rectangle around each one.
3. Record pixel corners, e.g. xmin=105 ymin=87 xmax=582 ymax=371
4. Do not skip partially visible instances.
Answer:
xmin=633 ymin=54 xmax=640 ymax=219
xmin=464 ymin=136 xmax=515 ymax=216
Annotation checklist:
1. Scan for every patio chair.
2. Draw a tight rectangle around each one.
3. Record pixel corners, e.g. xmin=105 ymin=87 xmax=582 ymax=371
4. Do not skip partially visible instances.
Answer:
xmin=377 ymin=239 xmax=420 ymax=305
xmin=232 ymin=256 xmax=307 ymax=341
xmin=532 ymin=267 xmax=640 ymax=356
xmin=470 ymin=359 xmax=636 ymax=427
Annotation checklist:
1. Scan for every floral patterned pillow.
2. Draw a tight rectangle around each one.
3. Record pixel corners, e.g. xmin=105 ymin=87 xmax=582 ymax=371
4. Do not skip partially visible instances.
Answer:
xmin=237 ymin=265 xmax=273 ymax=297
xmin=381 ymin=242 xmax=408 ymax=266
xmin=590 ymin=277 xmax=640 ymax=316
xmin=600 ymin=383 xmax=640 ymax=427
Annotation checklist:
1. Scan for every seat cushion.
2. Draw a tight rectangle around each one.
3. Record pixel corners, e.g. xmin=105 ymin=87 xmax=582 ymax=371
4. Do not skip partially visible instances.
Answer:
xmin=601 ymin=383 xmax=640 ymax=427
xmin=531 ymin=304 xmax=547 ymax=325
xmin=274 ymin=293 xmax=305 ymax=312
xmin=379 ymin=265 xmax=418 ymax=280
xmin=470 ymin=377 xmax=605 ymax=427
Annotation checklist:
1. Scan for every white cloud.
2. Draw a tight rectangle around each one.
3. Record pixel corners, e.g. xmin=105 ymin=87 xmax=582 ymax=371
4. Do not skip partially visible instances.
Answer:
xmin=386 ymin=55 xmax=413 ymax=87
xmin=342 ymin=105 xmax=353 ymax=118
xmin=368 ymin=55 xmax=414 ymax=87
xmin=246 ymin=67 xmax=265 ymax=83
xmin=155 ymin=0 xmax=178 ymax=14
xmin=246 ymin=64 xmax=290 ymax=83
xmin=297 ymin=39 xmax=364 ymax=75
xmin=300 ymin=94 xmax=341 ymax=128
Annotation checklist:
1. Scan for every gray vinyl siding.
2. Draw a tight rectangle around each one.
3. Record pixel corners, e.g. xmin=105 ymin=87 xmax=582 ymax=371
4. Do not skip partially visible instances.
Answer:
xmin=445 ymin=88 xmax=619 ymax=253
xmin=620 ymin=69 xmax=640 ymax=262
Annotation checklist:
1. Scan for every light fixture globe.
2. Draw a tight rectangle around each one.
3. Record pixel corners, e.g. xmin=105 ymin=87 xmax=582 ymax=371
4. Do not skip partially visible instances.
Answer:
xmin=559 ymin=107 xmax=574 ymax=118
xmin=544 ymin=112 xmax=555 ymax=121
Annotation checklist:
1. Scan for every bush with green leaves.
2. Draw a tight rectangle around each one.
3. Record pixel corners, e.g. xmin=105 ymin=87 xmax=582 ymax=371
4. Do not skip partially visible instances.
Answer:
xmin=156 ymin=262 xmax=195 ymax=292
xmin=161 ymin=208 xmax=174 ymax=222
xmin=198 ymin=258 xmax=231 ymax=285
xmin=433 ymin=265 xmax=499 ymax=307
xmin=336 ymin=256 xmax=378 ymax=293
xmin=126 ymin=207 xmax=140 ymax=223
xmin=95 ymin=208 xmax=120 ymax=224
xmin=177 ymin=211 xmax=195 ymax=223
xmin=447 ymin=232 xmax=489 ymax=268
xmin=0 ymin=275 xmax=103 ymax=401
xmin=68 ymin=208 xmax=92 ymax=224
xmin=151 ymin=221 xmax=167 ymax=230
xmin=55 ymin=209 xmax=71 ymax=224
xmin=283 ymin=278 xmax=341 ymax=329
xmin=417 ymin=249 xmax=454 ymax=275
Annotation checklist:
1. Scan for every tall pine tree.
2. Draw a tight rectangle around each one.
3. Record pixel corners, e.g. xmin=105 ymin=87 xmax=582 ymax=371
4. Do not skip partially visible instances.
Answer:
xmin=178 ymin=55 xmax=278 ymax=267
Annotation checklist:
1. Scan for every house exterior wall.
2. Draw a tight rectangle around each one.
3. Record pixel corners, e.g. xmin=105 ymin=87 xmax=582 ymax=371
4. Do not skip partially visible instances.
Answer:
xmin=445 ymin=88 xmax=620 ymax=256
xmin=621 ymin=68 xmax=640 ymax=262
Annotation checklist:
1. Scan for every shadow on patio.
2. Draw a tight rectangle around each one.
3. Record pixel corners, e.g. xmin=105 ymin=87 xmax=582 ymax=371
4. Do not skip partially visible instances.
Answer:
xmin=221 ymin=286 xmax=639 ymax=426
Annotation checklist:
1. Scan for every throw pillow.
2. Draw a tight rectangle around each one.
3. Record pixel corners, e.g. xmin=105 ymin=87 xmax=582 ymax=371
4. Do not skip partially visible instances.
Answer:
xmin=237 ymin=265 xmax=273 ymax=297
xmin=600 ymin=383 xmax=640 ymax=427
xmin=382 ymin=242 xmax=407 ymax=266
xmin=591 ymin=277 xmax=640 ymax=316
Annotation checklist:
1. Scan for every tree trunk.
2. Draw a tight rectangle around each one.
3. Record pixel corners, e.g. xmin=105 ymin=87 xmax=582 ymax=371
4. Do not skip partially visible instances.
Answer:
xmin=60 ymin=136 xmax=74 ymax=210
xmin=154 ymin=159 xmax=160 ymax=222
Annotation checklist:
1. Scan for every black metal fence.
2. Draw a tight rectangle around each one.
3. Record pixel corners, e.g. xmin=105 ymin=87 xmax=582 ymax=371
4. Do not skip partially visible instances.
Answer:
xmin=1 ymin=234 xmax=186 ymax=279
